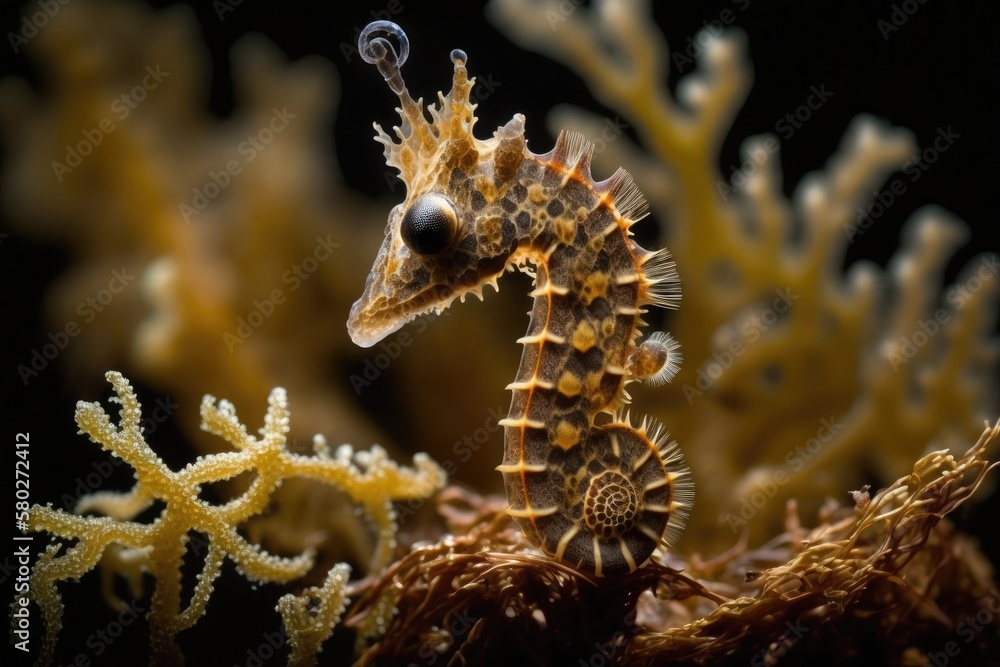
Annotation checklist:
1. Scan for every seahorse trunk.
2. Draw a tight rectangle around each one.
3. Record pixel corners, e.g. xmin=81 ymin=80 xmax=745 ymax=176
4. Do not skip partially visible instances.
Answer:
xmin=497 ymin=137 xmax=687 ymax=576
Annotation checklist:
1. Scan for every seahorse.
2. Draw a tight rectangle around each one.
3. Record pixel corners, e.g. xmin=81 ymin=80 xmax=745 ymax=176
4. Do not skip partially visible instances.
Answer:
xmin=348 ymin=21 xmax=692 ymax=576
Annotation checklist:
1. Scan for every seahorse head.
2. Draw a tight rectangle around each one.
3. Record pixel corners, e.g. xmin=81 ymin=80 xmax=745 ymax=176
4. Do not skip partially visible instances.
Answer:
xmin=348 ymin=21 xmax=527 ymax=347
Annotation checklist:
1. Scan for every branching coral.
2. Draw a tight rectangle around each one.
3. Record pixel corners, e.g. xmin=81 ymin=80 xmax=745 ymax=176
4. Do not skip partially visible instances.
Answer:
xmin=16 ymin=371 xmax=444 ymax=666
xmin=487 ymin=0 xmax=999 ymax=546
xmin=347 ymin=422 xmax=1000 ymax=665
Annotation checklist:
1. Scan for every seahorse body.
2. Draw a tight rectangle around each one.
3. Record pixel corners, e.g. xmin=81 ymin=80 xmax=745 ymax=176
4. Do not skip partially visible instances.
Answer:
xmin=348 ymin=22 xmax=692 ymax=576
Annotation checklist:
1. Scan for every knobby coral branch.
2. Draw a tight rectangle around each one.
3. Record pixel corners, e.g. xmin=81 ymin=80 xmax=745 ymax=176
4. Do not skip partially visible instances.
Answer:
xmin=13 ymin=371 xmax=445 ymax=666
xmin=277 ymin=562 xmax=352 ymax=667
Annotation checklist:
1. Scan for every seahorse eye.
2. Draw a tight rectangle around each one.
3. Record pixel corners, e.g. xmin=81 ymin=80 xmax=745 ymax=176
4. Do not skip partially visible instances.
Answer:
xmin=400 ymin=193 xmax=458 ymax=255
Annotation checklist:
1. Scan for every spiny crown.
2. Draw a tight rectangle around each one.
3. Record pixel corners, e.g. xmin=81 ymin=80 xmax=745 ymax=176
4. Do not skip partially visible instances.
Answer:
xmin=359 ymin=20 xmax=525 ymax=198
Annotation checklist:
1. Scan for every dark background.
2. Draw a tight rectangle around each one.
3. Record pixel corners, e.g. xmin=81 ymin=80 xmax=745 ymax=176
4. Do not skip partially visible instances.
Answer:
xmin=2 ymin=1 xmax=997 ymax=665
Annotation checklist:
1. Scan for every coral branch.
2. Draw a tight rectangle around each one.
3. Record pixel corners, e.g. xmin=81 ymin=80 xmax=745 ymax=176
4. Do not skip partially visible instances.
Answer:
xmin=14 ymin=372 xmax=445 ymax=666
xmin=277 ymin=562 xmax=351 ymax=667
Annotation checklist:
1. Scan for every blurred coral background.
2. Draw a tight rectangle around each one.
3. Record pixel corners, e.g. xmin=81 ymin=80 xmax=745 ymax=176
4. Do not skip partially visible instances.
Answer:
xmin=2 ymin=0 xmax=998 ymax=664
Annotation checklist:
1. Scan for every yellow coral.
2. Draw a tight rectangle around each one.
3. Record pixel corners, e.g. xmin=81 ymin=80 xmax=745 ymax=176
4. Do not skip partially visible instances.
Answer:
xmin=277 ymin=562 xmax=351 ymax=667
xmin=18 ymin=371 xmax=444 ymax=666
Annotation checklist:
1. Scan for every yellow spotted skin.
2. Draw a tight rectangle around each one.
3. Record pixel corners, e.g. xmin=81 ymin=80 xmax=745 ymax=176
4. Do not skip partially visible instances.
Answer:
xmin=494 ymin=139 xmax=688 ymax=576
xmin=348 ymin=22 xmax=691 ymax=577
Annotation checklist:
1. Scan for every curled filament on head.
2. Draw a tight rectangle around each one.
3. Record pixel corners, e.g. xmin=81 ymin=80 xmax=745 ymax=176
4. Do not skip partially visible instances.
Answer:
xmin=359 ymin=21 xmax=410 ymax=95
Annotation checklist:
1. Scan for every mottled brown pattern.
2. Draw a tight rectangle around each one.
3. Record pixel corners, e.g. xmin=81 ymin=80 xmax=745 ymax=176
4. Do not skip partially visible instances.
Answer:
xmin=349 ymin=22 xmax=691 ymax=576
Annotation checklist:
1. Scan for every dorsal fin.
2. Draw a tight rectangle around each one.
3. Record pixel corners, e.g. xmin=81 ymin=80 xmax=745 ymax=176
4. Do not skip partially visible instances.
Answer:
xmin=569 ymin=144 xmax=594 ymax=181
xmin=608 ymin=168 xmax=649 ymax=222
xmin=638 ymin=249 xmax=681 ymax=310
xmin=552 ymin=130 xmax=594 ymax=169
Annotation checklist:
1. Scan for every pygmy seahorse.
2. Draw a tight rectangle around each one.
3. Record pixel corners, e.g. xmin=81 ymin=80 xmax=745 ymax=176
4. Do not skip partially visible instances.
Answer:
xmin=348 ymin=21 xmax=692 ymax=576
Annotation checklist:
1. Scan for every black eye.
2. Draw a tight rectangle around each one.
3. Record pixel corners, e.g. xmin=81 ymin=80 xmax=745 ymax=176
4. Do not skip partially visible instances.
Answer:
xmin=400 ymin=193 xmax=458 ymax=255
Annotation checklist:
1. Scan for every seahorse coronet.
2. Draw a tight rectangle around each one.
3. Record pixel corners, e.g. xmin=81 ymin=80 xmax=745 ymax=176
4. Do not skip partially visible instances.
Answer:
xmin=349 ymin=22 xmax=693 ymax=576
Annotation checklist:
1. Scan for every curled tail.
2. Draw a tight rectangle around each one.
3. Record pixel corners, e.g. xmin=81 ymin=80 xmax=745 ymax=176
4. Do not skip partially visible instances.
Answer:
xmin=501 ymin=417 xmax=691 ymax=576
